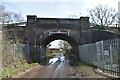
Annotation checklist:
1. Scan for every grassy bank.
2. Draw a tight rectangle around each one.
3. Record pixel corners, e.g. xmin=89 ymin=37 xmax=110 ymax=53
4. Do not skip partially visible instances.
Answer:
xmin=2 ymin=52 xmax=63 ymax=78
xmin=2 ymin=61 xmax=40 ymax=78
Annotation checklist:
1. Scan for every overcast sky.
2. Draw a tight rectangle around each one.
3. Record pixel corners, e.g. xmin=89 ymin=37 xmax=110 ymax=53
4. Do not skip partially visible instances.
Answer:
xmin=0 ymin=0 xmax=120 ymax=48
xmin=1 ymin=0 xmax=120 ymax=20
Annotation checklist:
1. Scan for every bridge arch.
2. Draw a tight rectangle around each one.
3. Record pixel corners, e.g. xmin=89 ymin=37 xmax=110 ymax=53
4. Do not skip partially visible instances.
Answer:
xmin=42 ymin=34 xmax=78 ymax=47
xmin=25 ymin=15 xmax=90 ymax=63
xmin=40 ymin=33 xmax=80 ymax=62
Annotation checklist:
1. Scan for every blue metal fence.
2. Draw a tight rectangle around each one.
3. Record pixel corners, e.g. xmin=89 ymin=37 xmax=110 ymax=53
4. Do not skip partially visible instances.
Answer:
xmin=96 ymin=38 xmax=119 ymax=76
xmin=79 ymin=38 xmax=119 ymax=77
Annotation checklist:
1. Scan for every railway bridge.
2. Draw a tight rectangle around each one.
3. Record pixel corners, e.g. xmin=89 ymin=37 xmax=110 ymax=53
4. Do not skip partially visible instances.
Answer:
xmin=24 ymin=15 xmax=117 ymax=62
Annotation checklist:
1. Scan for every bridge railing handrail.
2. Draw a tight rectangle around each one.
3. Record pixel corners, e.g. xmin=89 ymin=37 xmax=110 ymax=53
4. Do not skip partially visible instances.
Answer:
xmin=48 ymin=30 xmax=70 ymax=36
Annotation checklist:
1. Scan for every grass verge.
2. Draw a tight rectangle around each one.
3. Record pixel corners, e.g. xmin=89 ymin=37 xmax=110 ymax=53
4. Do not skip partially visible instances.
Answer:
xmin=2 ymin=62 xmax=39 ymax=78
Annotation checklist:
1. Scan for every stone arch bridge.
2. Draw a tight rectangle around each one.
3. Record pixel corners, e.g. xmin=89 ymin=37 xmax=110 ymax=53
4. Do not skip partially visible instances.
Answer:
xmin=22 ymin=15 xmax=117 ymax=62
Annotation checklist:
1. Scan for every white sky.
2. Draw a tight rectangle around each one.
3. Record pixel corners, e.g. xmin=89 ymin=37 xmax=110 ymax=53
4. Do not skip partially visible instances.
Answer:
xmin=0 ymin=0 xmax=120 ymax=48
xmin=1 ymin=0 xmax=120 ymax=20
xmin=49 ymin=40 xmax=61 ymax=48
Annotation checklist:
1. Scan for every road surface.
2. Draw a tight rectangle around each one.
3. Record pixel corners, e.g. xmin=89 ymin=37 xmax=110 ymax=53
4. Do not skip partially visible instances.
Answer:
xmin=15 ymin=53 xmax=108 ymax=78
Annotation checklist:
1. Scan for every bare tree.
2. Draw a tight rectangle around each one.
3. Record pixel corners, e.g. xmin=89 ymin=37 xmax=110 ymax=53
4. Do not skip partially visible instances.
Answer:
xmin=58 ymin=40 xmax=72 ymax=51
xmin=68 ymin=12 xmax=82 ymax=18
xmin=88 ymin=5 xmax=117 ymax=27
xmin=6 ymin=12 xmax=23 ymax=23
xmin=0 ymin=5 xmax=24 ymax=25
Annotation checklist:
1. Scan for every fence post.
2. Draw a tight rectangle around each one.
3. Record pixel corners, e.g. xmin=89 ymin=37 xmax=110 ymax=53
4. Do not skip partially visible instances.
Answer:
xmin=25 ymin=41 xmax=29 ymax=57
xmin=109 ymin=45 xmax=113 ymax=75
xmin=11 ymin=40 xmax=16 ymax=61
xmin=118 ymin=38 xmax=120 ymax=77
xmin=96 ymin=42 xmax=100 ymax=68
xmin=101 ymin=41 xmax=105 ymax=71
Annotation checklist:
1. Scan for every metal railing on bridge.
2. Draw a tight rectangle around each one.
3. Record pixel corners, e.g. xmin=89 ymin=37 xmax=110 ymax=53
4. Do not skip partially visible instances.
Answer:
xmin=48 ymin=30 xmax=70 ymax=36
xmin=79 ymin=38 xmax=119 ymax=77
xmin=39 ymin=29 xmax=70 ymax=41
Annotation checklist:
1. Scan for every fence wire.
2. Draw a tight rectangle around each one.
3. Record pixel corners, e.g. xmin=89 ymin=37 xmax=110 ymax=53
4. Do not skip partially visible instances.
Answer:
xmin=2 ymin=43 xmax=29 ymax=68
xmin=96 ymin=38 xmax=119 ymax=76
xmin=79 ymin=38 xmax=119 ymax=77
xmin=79 ymin=43 xmax=97 ymax=65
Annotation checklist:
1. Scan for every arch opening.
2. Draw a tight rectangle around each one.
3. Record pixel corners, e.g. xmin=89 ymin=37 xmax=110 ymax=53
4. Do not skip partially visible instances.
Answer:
xmin=46 ymin=40 xmax=72 ymax=61
xmin=40 ymin=34 xmax=80 ymax=63
xmin=42 ymin=34 xmax=78 ymax=47
xmin=46 ymin=40 xmax=72 ymax=55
